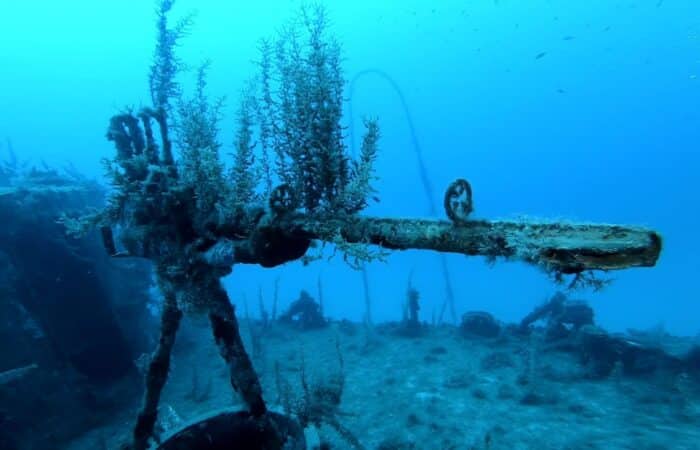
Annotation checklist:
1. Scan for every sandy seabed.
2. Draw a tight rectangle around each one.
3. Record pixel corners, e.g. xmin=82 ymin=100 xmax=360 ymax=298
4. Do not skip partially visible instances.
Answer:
xmin=65 ymin=317 xmax=700 ymax=450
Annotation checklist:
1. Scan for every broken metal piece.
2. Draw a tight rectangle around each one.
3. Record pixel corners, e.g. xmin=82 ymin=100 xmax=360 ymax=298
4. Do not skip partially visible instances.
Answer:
xmin=158 ymin=410 xmax=305 ymax=450
xmin=274 ymin=215 xmax=662 ymax=274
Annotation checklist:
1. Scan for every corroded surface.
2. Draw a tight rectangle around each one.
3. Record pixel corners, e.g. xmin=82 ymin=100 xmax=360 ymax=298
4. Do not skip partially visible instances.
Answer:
xmin=260 ymin=216 xmax=662 ymax=273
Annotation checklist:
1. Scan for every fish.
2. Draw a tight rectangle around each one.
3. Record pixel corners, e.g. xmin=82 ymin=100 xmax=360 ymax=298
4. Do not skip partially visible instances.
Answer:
xmin=562 ymin=35 xmax=575 ymax=41
xmin=0 ymin=364 xmax=38 ymax=385
xmin=535 ymin=52 xmax=547 ymax=59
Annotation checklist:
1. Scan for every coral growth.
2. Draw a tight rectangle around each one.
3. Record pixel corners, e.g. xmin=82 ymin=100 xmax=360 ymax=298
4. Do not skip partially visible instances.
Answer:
xmin=251 ymin=4 xmax=380 ymax=215
xmin=91 ymin=2 xmax=383 ymax=275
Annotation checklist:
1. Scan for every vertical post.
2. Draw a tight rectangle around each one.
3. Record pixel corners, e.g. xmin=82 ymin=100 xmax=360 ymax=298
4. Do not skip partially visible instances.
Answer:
xmin=207 ymin=279 xmax=267 ymax=416
xmin=130 ymin=279 xmax=183 ymax=450
xmin=361 ymin=266 xmax=372 ymax=327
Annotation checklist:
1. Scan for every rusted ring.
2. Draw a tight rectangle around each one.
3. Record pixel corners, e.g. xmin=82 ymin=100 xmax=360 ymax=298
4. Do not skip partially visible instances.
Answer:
xmin=444 ymin=178 xmax=473 ymax=225
xmin=269 ymin=184 xmax=295 ymax=215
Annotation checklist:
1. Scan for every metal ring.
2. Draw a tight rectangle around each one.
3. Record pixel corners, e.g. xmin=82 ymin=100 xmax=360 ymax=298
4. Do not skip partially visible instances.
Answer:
xmin=444 ymin=178 xmax=473 ymax=225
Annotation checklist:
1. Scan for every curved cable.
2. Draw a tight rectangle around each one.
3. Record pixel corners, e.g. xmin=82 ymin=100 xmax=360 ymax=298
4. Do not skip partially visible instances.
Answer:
xmin=348 ymin=69 xmax=457 ymax=324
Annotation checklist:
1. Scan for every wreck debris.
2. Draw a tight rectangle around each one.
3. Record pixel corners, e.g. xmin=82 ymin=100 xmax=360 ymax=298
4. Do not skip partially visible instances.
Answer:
xmin=396 ymin=278 xmax=424 ymax=338
xmin=278 ymin=290 xmax=327 ymax=330
xmin=199 ymin=213 xmax=661 ymax=277
xmin=69 ymin=1 xmax=663 ymax=448
xmin=460 ymin=311 xmax=502 ymax=338
xmin=519 ymin=292 xmax=595 ymax=340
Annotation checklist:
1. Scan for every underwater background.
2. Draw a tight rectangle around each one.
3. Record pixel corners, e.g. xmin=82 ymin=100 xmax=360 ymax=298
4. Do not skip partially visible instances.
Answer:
xmin=1 ymin=0 xmax=698 ymax=334
xmin=0 ymin=1 xmax=699 ymax=449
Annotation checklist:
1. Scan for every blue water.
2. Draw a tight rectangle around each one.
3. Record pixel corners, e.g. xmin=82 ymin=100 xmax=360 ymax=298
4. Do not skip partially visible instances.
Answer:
xmin=0 ymin=0 xmax=698 ymax=335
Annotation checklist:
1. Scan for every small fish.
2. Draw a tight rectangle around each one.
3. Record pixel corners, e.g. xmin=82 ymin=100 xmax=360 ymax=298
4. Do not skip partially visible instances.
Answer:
xmin=0 ymin=364 xmax=38 ymax=385
xmin=556 ymin=88 xmax=566 ymax=94
xmin=535 ymin=52 xmax=547 ymax=59
xmin=562 ymin=35 xmax=575 ymax=41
